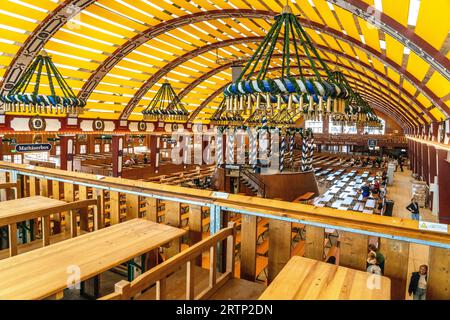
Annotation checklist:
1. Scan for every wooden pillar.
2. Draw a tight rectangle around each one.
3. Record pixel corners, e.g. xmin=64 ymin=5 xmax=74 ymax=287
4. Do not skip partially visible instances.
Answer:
xmin=339 ymin=232 xmax=368 ymax=271
xmin=109 ymin=191 xmax=121 ymax=225
xmin=268 ymin=219 xmax=291 ymax=283
xmin=149 ymin=135 xmax=160 ymax=173
xmin=145 ymin=197 xmax=158 ymax=222
xmin=165 ymin=200 xmax=181 ymax=258
xmin=188 ymin=205 xmax=203 ymax=266
xmin=427 ymin=247 xmax=450 ymax=300
xmin=125 ymin=194 xmax=140 ymax=220
xmin=380 ymin=238 xmax=409 ymax=300
xmin=39 ymin=178 xmax=49 ymax=197
xmin=29 ymin=176 xmax=39 ymax=196
xmin=64 ymin=183 xmax=75 ymax=233
xmin=111 ymin=135 xmax=124 ymax=177
xmin=240 ymin=214 xmax=257 ymax=281
xmin=437 ymin=149 xmax=450 ymax=224
xmin=51 ymin=180 xmax=62 ymax=234
xmin=59 ymin=134 xmax=75 ymax=171
xmin=78 ymin=185 xmax=90 ymax=232
xmin=304 ymin=225 xmax=325 ymax=261
xmin=428 ymin=146 xmax=437 ymax=211
xmin=422 ymin=143 xmax=429 ymax=185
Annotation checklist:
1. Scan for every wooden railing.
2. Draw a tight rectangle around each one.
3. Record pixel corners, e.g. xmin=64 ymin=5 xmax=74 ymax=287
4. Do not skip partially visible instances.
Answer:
xmin=0 ymin=162 xmax=449 ymax=299
xmin=100 ymin=222 xmax=236 ymax=300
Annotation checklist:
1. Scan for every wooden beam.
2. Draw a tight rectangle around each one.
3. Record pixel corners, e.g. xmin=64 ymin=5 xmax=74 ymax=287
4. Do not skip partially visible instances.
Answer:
xmin=51 ymin=180 xmax=61 ymax=234
xmin=125 ymin=194 xmax=140 ymax=220
xmin=109 ymin=191 xmax=121 ymax=225
xmin=339 ymin=232 xmax=368 ymax=271
xmin=304 ymin=225 xmax=325 ymax=261
xmin=145 ymin=197 xmax=158 ymax=222
xmin=64 ymin=183 xmax=75 ymax=233
xmin=427 ymin=247 xmax=450 ymax=300
xmin=8 ymin=223 xmax=17 ymax=257
xmin=165 ymin=200 xmax=181 ymax=258
xmin=240 ymin=214 xmax=257 ymax=281
xmin=77 ymin=185 xmax=90 ymax=232
xmin=380 ymin=238 xmax=409 ymax=300
xmin=188 ymin=204 xmax=203 ymax=266
xmin=268 ymin=219 xmax=291 ymax=283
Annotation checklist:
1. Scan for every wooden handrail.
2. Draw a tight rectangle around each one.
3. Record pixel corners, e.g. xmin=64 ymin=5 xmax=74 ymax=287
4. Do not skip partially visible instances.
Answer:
xmin=0 ymin=162 xmax=449 ymax=247
xmin=99 ymin=222 xmax=236 ymax=300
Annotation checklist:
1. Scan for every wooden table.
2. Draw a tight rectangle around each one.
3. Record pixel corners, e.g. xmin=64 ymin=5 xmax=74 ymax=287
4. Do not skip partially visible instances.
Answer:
xmin=0 ymin=218 xmax=186 ymax=299
xmin=259 ymin=256 xmax=391 ymax=300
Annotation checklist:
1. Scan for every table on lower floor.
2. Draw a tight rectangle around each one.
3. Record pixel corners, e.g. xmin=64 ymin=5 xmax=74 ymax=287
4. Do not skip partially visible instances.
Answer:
xmin=259 ymin=256 xmax=391 ymax=300
xmin=0 ymin=218 xmax=186 ymax=299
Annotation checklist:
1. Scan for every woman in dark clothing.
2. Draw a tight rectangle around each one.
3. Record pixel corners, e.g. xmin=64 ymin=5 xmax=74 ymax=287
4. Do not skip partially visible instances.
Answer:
xmin=408 ymin=265 xmax=428 ymax=300
xmin=406 ymin=197 xmax=420 ymax=221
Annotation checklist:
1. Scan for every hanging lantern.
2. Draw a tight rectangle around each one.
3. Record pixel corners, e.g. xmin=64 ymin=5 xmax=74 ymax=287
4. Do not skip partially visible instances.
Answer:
xmin=142 ymin=81 xmax=189 ymax=122
xmin=210 ymin=98 xmax=244 ymax=127
xmin=0 ymin=51 xmax=86 ymax=115
xmin=222 ymin=5 xmax=349 ymax=129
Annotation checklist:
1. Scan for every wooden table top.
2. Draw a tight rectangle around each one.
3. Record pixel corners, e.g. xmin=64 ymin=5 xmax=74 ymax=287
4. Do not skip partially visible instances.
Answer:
xmin=259 ymin=256 xmax=391 ymax=300
xmin=0 ymin=218 xmax=186 ymax=299
xmin=0 ymin=196 xmax=67 ymax=224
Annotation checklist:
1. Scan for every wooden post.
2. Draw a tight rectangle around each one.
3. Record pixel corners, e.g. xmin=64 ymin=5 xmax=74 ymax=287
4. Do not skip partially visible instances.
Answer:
xmin=51 ymin=180 xmax=62 ymax=234
xmin=125 ymin=194 xmax=140 ymax=220
xmin=109 ymin=191 xmax=121 ymax=225
xmin=165 ymin=200 xmax=181 ymax=258
xmin=77 ymin=185 xmax=90 ymax=232
xmin=145 ymin=197 xmax=158 ymax=222
xmin=240 ymin=214 xmax=257 ymax=281
xmin=186 ymin=260 xmax=195 ymax=299
xmin=427 ymin=247 xmax=450 ymax=300
xmin=304 ymin=225 xmax=325 ymax=261
xmin=188 ymin=205 xmax=203 ymax=266
xmin=8 ymin=223 xmax=17 ymax=257
xmin=29 ymin=176 xmax=39 ymax=196
xmin=380 ymin=238 xmax=409 ymax=300
xmin=69 ymin=210 xmax=77 ymax=238
xmin=268 ymin=219 xmax=291 ymax=283
xmin=39 ymin=178 xmax=48 ymax=197
xmin=339 ymin=232 xmax=368 ymax=271
xmin=42 ymin=215 xmax=51 ymax=246
xmin=63 ymin=183 xmax=75 ymax=233
xmin=209 ymin=244 xmax=217 ymax=287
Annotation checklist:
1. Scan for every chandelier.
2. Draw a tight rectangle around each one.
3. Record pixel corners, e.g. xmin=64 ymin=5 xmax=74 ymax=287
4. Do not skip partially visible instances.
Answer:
xmin=222 ymin=5 xmax=350 ymax=126
xmin=210 ymin=98 xmax=244 ymax=126
xmin=328 ymin=71 xmax=381 ymax=127
xmin=142 ymin=81 xmax=189 ymax=121
xmin=0 ymin=51 xmax=86 ymax=114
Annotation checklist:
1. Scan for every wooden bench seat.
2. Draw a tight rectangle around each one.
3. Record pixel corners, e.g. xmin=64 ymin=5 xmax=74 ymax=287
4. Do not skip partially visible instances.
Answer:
xmin=291 ymin=240 xmax=305 ymax=257
xmin=0 ymin=229 xmax=88 ymax=260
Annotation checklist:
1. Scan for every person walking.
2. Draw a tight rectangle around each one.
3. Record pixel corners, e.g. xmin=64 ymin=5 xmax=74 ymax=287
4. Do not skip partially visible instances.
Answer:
xmin=408 ymin=265 xmax=428 ymax=300
xmin=406 ymin=197 xmax=420 ymax=221
xmin=399 ymin=156 xmax=404 ymax=172
xmin=368 ymin=243 xmax=385 ymax=274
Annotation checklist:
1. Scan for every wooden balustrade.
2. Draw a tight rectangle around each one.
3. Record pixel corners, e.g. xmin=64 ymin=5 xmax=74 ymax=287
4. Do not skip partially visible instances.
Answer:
xmin=1 ymin=161 xmax=449 ymax=299
xmin=99 ymin=222 xmax=236 ymax=300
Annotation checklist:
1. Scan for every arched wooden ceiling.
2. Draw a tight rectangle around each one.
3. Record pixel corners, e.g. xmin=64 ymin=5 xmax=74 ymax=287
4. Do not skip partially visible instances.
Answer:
xmin=0 ymin=0 xmax=448 ymax=125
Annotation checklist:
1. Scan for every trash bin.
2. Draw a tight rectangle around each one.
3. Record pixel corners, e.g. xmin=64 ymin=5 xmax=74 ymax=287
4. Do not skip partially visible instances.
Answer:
xmin=384 ymin=200 xmax=394 ymax=216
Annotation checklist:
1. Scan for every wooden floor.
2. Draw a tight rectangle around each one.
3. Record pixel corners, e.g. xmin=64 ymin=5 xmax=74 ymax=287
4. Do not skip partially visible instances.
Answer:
xmin=387 ymin=168 xmax=436 ymax=300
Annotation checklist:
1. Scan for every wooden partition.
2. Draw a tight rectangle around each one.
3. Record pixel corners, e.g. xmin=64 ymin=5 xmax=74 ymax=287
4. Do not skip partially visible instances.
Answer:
xmin=1 ymin=162 xmax=449 ymax=300
xmin=100 ymin=222 xmax=236 ymax=300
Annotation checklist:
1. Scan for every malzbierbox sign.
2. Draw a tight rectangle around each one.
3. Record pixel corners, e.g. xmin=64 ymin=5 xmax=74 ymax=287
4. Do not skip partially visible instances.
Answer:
xmin=15 ymin=143 xmax=52 ymax=153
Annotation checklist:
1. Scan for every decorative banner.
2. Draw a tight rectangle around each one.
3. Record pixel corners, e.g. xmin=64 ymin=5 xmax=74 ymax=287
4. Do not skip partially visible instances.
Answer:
xmin=15 ymin=143 xmax=52 ymax=153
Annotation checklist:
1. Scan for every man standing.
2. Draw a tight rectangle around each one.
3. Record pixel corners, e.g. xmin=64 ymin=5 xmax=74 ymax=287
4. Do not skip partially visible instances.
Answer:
xmin=408 ymin=265 xmax=428 ymax=300
xmin=406 ymin=197 xmax=420 ymax=220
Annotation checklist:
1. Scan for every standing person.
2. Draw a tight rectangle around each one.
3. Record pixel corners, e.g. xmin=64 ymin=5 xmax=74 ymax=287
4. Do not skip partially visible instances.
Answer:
xmin=360 ymin=181 xmax=371 ymax=199
xmin=399 ymin=156 xmax=404 ymax=172
xmin=408 ymin=265 xmax=428 ymax=300
xmin=143 ymin=153 xmax=148 ymax=164
xmin=406 ymin=197 xmax=420 ymax=221
xmin=368 ymin=244 xmax=385 ymax=274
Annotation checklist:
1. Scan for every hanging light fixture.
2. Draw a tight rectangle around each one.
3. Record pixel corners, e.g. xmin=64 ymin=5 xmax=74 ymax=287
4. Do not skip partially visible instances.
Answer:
xmin=222 ymin=5 xmax=350 ymax=127
xmin=210 ymin=98 xmax=244 ymax=126
xmin=328 ymin=70 xmax=380 ymax=127
xmin=142 ymin=81 xmax=189 ymax=122
xmin=0 ymin=51 xmax=86 ymax=115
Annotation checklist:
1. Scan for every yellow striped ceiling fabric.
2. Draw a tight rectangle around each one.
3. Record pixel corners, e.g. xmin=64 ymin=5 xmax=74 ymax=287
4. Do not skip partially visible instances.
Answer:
xmin=0 ymin=0 xmax=447 ymax=125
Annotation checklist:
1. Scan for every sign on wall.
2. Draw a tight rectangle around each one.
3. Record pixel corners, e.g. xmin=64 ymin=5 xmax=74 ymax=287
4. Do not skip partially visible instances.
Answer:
xmin=368 ymin=139 xmax=377 ymax=149
xmin=15 ymin=143 xmax=52 ymax=153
